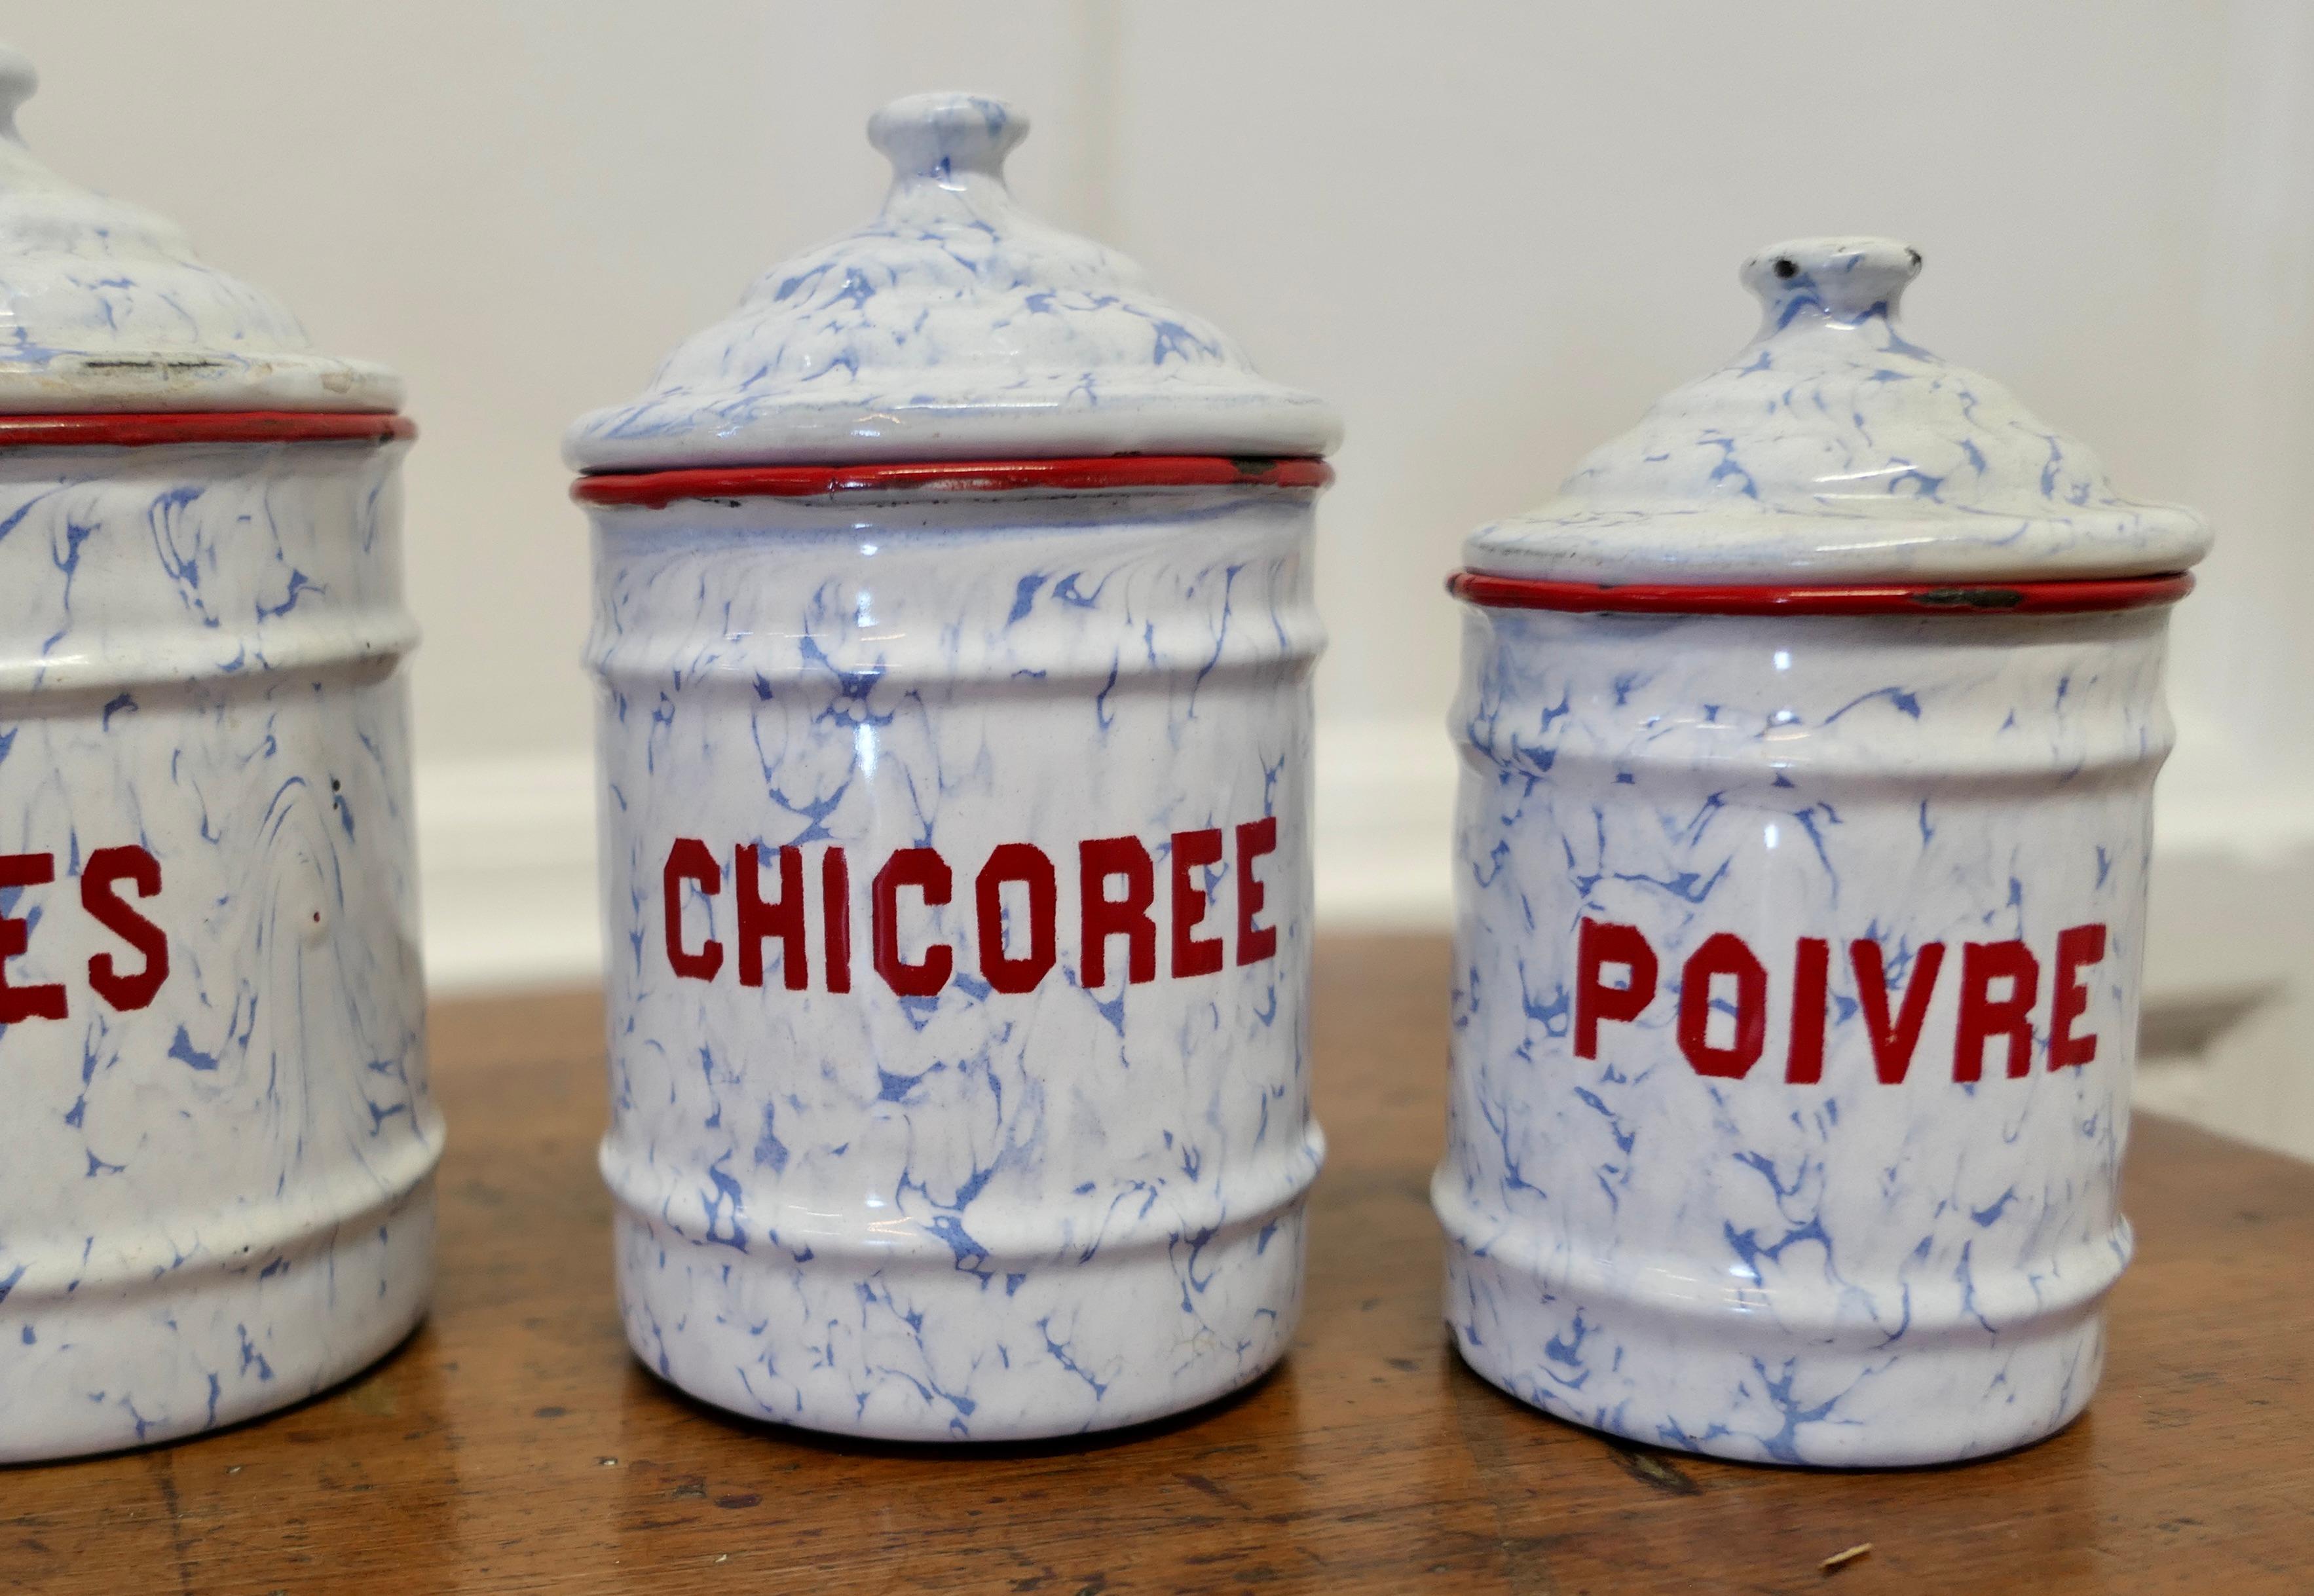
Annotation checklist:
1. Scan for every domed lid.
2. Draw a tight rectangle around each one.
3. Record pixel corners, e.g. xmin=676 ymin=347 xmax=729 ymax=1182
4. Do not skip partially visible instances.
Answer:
xmin=0 ymin=45 xmax=399 ymax=413
xmin=1465 ymin=237 xmax=2207 ymax=584
xmin=565 ymin=92 xmax=1339 ymax=471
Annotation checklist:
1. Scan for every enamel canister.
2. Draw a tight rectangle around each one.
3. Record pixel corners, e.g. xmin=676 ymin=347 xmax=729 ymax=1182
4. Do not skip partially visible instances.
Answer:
xmin=567 ymin=94 xmax=1338 ymax=1440
xmin=0 ymin=48 xmax=435 ymax=1462
xmin=1436 ymin=238 xmax=2207 ymax=1466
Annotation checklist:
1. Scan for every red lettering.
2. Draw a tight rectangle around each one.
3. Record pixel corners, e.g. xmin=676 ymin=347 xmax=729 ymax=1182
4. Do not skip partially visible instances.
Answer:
xmin=1235 ymin=817 xmax=1279 ymax=967
xmin=1575 ymin=918 xmax=1657 ymax=1059
xmin=736 ymin=843 xmax=807 ymax=990
xmin=1170 ymin=828 xmax=1225 ymax=978
xmin=83 ymin=845 xmax=167 ymax=1012
xmin=1785 ymin=937 xmax=1829 ymax=1085
xmin=977 ymin=843 xmax=1056 ymax=995
xmin=662 ymin=838 xmax=724 ymax=982
xmin=1955 ymin=939 xmax=2040 ymax=1082
xmin=872 ymin=847 xmax=952 ymax=998
xmin=1850 ymin=938 xmax=1944 ymax=1084
xmin=822 ymin=846 xmax=852 ymax=995
xmin=2049 ymin=923 xmax=2106 ymax=1071
xmin=0 ymin=852 xmax=65 ymax=1023
xmin=1677 ymin=932 xmax=1767 ymax=1079
xmin=1556 ymin=919 xmax=2108 ymax=1088
xmin=1079 ymin=836 xmax=1156 ymax=988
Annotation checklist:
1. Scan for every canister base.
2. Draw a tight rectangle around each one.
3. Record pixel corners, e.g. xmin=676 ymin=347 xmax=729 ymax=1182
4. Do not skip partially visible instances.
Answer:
xmin=1443 ymin=1243 xmax=2106 ymax=1468
xmin=613 ymin=1206 xmax=1306 ymax=1442
xmin=0 ymin=1179 xmax=436 ymax=1465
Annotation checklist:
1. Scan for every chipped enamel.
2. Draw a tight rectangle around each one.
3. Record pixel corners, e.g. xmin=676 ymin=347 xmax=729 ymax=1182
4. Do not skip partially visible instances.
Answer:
xmin=574 ymin=96 xmax=1335 ymax=1441
xmin=0 ymin=46 xmax=398 ymax=413
xmin=1438 ymin=238 xmax=2205 ymax=1466
xmin=0 ymin=50 xmax=432 ymax=1464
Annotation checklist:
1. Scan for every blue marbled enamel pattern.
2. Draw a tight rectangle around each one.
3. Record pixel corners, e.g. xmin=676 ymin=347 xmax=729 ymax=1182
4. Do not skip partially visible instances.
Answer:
xmin=1443 ymin=237 xmax=2204 ymax=1465
xmin=0 ymin=438 xmax=437 ymax=1462
xmin=1439 ymin=603 xmax=2172 ymax=1466
xmin=0 ymin=47 xmax=400 ymax=414
xmin=564 ymin=94 xmax=1339 ymax=470
xmin=586 ymin=485 xmax=1324 ymax=1440
xmin=1468 ymin=238 xmax=2208 ymax=585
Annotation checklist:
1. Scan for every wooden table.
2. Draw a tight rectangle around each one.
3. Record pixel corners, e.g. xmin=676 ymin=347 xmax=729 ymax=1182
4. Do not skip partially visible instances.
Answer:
xmin=7 ymin=935 xmax=2311 ymax=1593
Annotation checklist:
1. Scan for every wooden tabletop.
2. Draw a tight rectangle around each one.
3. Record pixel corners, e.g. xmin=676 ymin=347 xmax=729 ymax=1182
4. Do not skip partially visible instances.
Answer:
xmin=7 ymin=934 xmax=2311 ymax=1594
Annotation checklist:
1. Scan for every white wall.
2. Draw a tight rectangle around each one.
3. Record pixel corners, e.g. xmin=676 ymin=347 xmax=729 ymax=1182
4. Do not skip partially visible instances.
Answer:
xmin=12 ymin=3 xmax=2313 ymax=1149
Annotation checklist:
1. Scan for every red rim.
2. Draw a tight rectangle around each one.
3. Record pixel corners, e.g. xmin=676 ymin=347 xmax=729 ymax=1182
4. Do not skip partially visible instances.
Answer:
xmin=0 ymin=412 xmax=413 ymax=448
xmin=572 ymin=455 xmax=1334 ymax=507
xmin=1447 ymin=570 xmax=2195 ymax=616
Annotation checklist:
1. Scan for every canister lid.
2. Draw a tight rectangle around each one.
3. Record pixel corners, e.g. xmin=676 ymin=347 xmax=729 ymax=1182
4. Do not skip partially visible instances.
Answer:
xmin=564 ymin=92 xmax=1339 ymax=471
xmin=1463 ymin=237 xmax=2208 ymax=584
xmin=0 ymin=44 xmax=400 ymax=413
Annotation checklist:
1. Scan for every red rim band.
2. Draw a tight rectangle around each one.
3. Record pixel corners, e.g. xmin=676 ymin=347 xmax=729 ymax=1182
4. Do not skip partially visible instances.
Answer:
xmin=572 ymin=455 xmax=1334 ymax=507
xmin=1447 ymin=570 xmax=2195 ymax=617
xmin=0 ymin=412 xmax=413 ymax=448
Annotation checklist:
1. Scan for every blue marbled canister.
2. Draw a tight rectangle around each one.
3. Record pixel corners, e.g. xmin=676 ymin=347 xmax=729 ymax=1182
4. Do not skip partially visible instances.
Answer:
xmin=0 ymin=46 xmax=434 ymax=1464
xmin=566 ymin=94 xmax=1339 ymax=1440
xmin=1437 ymin=238 xmax=2209 ymax=1466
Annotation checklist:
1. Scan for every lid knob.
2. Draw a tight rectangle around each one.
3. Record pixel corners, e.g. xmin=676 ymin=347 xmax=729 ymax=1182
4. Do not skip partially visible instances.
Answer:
xmin=868 ymin=92 xmax=1027 ymax=185
xmin=1740 ymin=236 xmax=1923 ymax=325
xmin=0 ymin=43 xmax=35 ymax=142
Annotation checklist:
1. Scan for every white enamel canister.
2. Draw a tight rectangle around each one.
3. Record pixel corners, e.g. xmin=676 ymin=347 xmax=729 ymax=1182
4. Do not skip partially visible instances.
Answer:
xmin=0 ymin=49 xmax=436 ymax=1462
xmin=1437 ymin=239 xmax=2208 ymax=1466
xmin=567 ymin=95 xmax=1339 ymax=1440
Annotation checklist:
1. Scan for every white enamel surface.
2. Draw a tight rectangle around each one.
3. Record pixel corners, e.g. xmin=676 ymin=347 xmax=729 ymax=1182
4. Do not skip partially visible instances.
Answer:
xmin=0 ymin=45 xmax=399 ymax=414
xmin=0 ymin=437 xmax=436 ymax=1462
xmin=1439 ymin=604 xmax=2169 ymax=1464
xmin=1467 ymin=238 xmax=2208 ymax=584
xmin=565 ymin=94 xmax=1339 ymax=470
xmin=586 ymin=484 xmax=1323 ymax=1439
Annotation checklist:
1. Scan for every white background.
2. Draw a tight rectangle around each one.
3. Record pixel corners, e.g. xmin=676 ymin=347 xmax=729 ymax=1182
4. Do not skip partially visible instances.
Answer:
xmin=10 ymin=3 xmax=2312 ymax=1151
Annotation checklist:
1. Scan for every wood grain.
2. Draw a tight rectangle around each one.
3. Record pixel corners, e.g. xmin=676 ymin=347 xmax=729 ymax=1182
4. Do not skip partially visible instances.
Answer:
xmin=5 ymin=934 xmax=2310 ymax=1593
